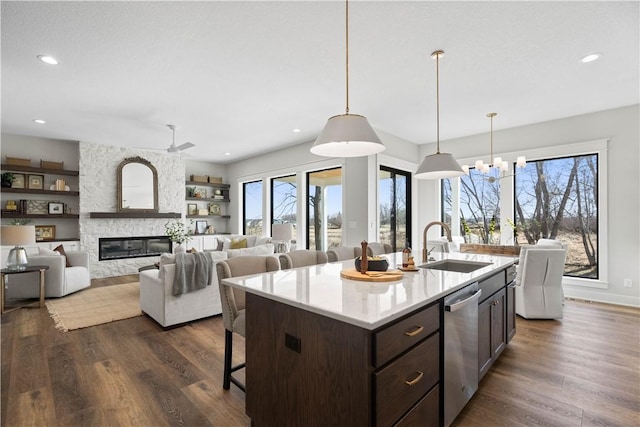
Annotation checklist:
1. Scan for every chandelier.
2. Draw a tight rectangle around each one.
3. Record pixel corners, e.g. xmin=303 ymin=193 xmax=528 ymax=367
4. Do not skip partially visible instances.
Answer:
xmin=462 ymin=112 xmax=526 ymax=178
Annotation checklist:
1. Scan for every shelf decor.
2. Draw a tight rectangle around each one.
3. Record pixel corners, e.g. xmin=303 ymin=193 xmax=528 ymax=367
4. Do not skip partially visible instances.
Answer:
xmin=35 ymin=225 xmax=56 ymax=241
xmin=48 ymin=202 xmax=64 ymax=215
xmin=28 ymin=174 xmax=44 ymax=190
xmin=12 ymin=174 xmax=25 ymax=189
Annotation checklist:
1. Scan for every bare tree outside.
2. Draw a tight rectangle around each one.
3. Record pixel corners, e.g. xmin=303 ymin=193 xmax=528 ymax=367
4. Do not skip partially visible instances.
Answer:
xmin=515 ymin=154 xmax=598 ymax=278
xmin=459 ymin=169 xmax=501 ymax=244
xmin=443 ymin=153 xmax=599 ymax=279
xmin=379 ymin=167 xmax=410 ymax=251
xmin=307 ymin=167 xmax=342 ymax=250
xmin=271 ymin=176 xmax=297 ymax=239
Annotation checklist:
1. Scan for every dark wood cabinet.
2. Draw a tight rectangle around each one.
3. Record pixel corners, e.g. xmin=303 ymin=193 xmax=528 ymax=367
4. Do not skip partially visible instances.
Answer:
xmin=478 ymin=271 xmax=507 ymax=381
xmin=246 ymin=293 xmax=441 ymax=427
xmin=506 ymin=283 xmax=516 ymax=343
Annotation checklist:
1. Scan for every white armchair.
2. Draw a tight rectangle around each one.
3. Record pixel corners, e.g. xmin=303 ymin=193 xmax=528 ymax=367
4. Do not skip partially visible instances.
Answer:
xmin=6 ymin=251 xmax=90 ymax=298
xmin=515 ymin=246 xmax=567 ymax=319
xmin=139 ymin=251 xmax=227 ymax=327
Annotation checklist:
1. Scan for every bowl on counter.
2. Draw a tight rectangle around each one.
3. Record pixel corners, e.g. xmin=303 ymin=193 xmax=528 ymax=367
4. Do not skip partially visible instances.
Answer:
xmin=355 ymin=256 xmax=389 ymax=272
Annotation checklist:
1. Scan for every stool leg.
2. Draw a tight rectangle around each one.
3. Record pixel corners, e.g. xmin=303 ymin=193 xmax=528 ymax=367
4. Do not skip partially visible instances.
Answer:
xmin=223 ymin=329 xmax=233 ymax=390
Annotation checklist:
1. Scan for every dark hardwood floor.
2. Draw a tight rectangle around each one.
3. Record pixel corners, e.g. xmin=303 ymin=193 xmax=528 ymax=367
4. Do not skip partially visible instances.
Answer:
xmin=2 ymin=276 xmax=639 ymax=427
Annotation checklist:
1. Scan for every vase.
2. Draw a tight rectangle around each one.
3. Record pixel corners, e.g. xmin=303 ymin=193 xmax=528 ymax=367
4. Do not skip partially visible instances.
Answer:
xmin=173 ymin=244 xmax=186 ymax=254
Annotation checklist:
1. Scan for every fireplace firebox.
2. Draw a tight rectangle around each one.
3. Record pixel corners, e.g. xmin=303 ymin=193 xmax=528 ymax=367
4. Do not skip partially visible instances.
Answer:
xmin=99 ymin=236 xmax=172 ymax=261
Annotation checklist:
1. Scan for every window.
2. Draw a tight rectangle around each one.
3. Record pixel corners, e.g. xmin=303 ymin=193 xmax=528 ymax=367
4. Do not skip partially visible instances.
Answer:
xmin=243 ymin=180 xmax=263 ymax=236
xmin=307 ymin=167 xmax=342 ymax=250
xmin=514 ymin=154 xmax=599 ymax=279
xmin=271 ymin=174 xmax=297 ymax=240
xmin=459 ymin=168 xmax=501 ymax=244
xmin=379 ymin=166 xmax=411 ymax=251
xmin=443 ymin=138 xmax=606 ymax=287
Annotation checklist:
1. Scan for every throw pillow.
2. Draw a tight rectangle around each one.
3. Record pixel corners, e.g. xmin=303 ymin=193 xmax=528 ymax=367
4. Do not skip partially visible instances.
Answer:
xmin=159 ymin=253 xmax=176 ymax=281
xmin=39 ymin=247 xmax=58 ymax=256
xmin=53 ymin=244 xmax=72 ymax=267
xmin=226 ymin=243 xmax=275 ymax=258
xmin=230 ymin=238 xmax=247 ymax=249
xmin=245 ymin=235 xmax=258 ymax=247
xmin=255 ymin=236 xmax=272 ymax=246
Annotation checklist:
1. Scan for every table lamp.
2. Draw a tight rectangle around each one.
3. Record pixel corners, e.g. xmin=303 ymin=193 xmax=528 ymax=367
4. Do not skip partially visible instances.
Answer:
xmin=1 ymin=225 xmax=36 ymax=271
xmin=272 ymin=223 xmax=294 ymax=253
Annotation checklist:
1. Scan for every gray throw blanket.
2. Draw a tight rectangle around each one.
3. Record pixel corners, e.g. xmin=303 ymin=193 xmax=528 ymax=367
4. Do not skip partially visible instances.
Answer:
xmin=173 ymin=252 xmax=214 ymax=296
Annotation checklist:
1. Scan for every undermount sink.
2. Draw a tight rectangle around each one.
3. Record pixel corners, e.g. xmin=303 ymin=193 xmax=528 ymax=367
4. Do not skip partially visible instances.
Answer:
xmin=418 ymin=259 xmax=492 ymax=273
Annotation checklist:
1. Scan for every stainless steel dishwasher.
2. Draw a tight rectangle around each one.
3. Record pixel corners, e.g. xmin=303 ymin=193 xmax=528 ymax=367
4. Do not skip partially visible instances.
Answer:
xmin=444 ymin=282 xmax=482 ymax=427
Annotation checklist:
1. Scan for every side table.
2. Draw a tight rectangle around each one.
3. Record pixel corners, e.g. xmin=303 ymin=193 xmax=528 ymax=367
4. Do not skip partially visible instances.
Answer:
xmin=1 ymin=265 xmax=50 ymax=314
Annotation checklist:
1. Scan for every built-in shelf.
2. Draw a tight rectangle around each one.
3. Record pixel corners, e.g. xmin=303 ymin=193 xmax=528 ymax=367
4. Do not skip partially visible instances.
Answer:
xmin=1 ymin=213 xmax=79 ymax=219
xmin=1 ymin=164 xmax=79 ymax=176
xmin=185 ymin=181 xmax=230 ymax=188
xmin=185 ymin=197 xmax=229 ymax=203
xmin=1 ymin=188 xmax=79 ymax=196
xmin=89 ymin=212 xmax=181 ymax=219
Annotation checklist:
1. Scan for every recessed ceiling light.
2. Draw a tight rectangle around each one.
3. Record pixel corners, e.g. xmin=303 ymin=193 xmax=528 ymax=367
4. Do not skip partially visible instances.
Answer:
xmin=33 ymin=119 xmax=46 ymax=124
xmin=37 ymin=55 xmax=59 ymax=65
xmin=581 ymin=53 xmax=601 ymax=63
xmin=224 ymin=152 xmax=230 ymax=156
xmin=292 ymin=128 xmax=301 ymax=133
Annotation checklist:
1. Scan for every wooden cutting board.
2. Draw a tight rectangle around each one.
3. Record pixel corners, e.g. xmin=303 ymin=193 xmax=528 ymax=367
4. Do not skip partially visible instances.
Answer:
xmin=340 ymin=268 xmax=404 ymax=282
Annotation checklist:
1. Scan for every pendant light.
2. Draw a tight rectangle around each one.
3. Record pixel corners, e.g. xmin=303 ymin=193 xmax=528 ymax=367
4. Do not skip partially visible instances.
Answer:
xmin=461 ymin=112 xmax=526 ymax=177
xmin=310 ymin=0 xmax=384 ymax=158
xmin=415 ymin=50 xmax=464 ymax=180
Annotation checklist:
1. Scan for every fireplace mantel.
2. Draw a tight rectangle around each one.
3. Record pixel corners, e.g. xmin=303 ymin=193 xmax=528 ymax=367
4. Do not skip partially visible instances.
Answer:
xmin=89 ymin=212 xmax=181 ymax=219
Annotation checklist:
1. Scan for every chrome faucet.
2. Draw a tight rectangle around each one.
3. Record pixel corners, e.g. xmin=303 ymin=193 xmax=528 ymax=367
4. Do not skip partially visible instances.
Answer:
xmin=422 ymin=221 xmax=453 ymax=262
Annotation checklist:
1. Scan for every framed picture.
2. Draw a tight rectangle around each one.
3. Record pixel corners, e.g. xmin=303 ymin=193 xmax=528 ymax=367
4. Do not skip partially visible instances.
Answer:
xmin=209 ymin=203 xmax=221 ymax=215
xmin=195 ymin=220 xmax=208 ymax=235
xmin=35 ymin=225 xmax=56 ymax=241
xmin=48 ymin=202 xmax=64 ymax=214
xmin=12 ymin=174 xmax=25 ymax=189
xmin=187 ymin=203 xmax=198 ymax=215
xmin=28 ymin=174 xmax=44 ymax=190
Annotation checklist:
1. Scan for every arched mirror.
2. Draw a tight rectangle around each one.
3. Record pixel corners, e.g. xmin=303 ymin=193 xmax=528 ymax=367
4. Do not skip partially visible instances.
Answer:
xmin=117 ymin=156 xmax=158 ymax=212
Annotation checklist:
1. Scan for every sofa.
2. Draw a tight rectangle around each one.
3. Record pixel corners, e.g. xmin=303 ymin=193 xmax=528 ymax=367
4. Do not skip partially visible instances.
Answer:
xmin=138 ymin=239 xmax=276 ymax=327
xmin=6 ymin=249 xmax=90 ymax=298
xmin=139 ymin=251 xmax=228 ymax=327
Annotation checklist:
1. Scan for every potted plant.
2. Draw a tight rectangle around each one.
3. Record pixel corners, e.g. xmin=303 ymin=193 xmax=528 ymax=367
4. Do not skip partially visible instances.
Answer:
xmin=1 ymin=172 xmax=15 ymax=188
xmin=165 ymin=219 xmax=193 ymax=253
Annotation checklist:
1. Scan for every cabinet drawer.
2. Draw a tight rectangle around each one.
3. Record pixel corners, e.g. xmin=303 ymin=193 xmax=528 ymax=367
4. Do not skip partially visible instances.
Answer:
xmin=374 ymin=302 xmax=439 ymax=367
xmin=375 ymin=333 xmax=439 ymax=427
xmin=394 ymin=384 xmax=439 ymax=427
xmin=478 ymin=270 xmax=505 ymax=303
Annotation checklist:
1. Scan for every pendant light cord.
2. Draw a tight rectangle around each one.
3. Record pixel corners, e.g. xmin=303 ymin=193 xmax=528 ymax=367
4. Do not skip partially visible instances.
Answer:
xmin=432 ymin=50 xmax=444 ymax=153
xmin=345 ymin=0 xmax=350 ymax=115
xmin=435 ymin=52 xmax=440 ymax=153
xmin=487 ymin=112 xmax=497 ymax=165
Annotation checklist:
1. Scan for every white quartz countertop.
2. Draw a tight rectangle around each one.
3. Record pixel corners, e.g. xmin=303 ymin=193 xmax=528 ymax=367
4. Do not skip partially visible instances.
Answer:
xmin=222 ymin=251 xmax=518 ymax=330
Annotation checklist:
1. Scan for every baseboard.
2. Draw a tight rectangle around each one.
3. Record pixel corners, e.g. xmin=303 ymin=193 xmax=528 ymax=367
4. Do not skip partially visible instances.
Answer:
xmin=563 ymin=287 xmax=640 ymax=308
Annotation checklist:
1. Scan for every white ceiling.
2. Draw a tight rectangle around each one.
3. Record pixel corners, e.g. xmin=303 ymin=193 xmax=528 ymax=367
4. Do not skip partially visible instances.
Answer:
xmin=2 ymin=1 xmax=638 ymax=163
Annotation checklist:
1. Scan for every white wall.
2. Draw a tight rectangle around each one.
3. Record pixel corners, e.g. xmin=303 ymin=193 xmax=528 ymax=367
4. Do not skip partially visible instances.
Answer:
xmin=225 ymin=129 xmax=421 ymax=247
xmin=417 ymin=105 xmax=640 ymax=307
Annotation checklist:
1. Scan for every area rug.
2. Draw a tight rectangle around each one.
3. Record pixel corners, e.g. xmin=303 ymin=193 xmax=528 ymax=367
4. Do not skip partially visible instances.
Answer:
xmin=46 ymin=282 xmax=141 ymax=332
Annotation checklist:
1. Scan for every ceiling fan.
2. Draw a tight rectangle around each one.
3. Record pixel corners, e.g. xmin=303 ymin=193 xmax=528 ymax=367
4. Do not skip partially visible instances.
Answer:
xmin=165 ymin=124 xmax=195 ymax=153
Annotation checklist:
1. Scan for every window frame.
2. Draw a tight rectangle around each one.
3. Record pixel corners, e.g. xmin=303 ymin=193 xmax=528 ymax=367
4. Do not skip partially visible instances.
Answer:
xmin=447 ymin=139 xmax=608 ymax=289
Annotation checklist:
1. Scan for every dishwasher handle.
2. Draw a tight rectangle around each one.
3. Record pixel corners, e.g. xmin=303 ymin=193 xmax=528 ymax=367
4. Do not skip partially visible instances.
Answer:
xmin=445 ymin=289 xmax=482 ymax=312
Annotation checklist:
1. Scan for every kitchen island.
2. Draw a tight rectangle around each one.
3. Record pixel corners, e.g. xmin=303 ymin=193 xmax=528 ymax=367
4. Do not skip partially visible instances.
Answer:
xmin=223 ymin=251 xmax=518 ymax=427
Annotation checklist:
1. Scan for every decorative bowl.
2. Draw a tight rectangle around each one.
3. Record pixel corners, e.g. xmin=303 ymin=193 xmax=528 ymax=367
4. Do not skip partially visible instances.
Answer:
xmin=355 ymin=256 xmax=389 ymax=272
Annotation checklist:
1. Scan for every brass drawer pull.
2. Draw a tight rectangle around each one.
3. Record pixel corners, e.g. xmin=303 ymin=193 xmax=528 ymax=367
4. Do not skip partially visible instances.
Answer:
xmin=404 ymin=371 xmax=424 ymax=386
xmin=404 ymin=325 xmax=424 ymax=337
